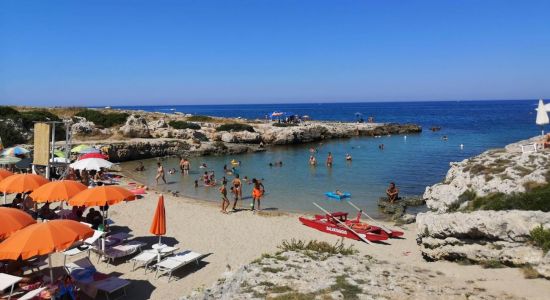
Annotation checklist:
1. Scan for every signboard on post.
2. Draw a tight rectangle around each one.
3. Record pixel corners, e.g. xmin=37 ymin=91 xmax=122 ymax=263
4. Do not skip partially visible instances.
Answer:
xmin=33 ymin=123 xmax=51 ymax=166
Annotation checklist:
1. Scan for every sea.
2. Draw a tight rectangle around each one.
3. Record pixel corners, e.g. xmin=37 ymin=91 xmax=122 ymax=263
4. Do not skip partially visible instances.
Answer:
xmin=115 ymin=100 xmax=541 ymax=217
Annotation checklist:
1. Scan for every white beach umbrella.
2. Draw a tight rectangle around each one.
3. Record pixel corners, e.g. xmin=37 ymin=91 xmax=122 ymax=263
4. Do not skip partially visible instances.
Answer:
xmin=70 ymin=158 xmax=113 ymax=171
xmin=536 ymin=99 xmax=549 ymax=135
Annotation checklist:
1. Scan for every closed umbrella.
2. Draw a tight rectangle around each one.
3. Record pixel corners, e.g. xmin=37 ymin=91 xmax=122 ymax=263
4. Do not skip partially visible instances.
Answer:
xmin=0 ymin=220 xmax=93 ymax=282
xmin=1 ymin=147 xmax=29 ymax=157
xmin=536 ymin=99 xmax=549 ymax=135
xmin=70 ymin=158 xmax=113 ymax=171
xmin=150 ymin=195 xmax=166 ymax=246
xmin=29 ymin=180 xmax=87 ymax=203
xmin=0 ymin=207 xmax=36 ymax=240
xmin=0 ymin=174 xmax=49 ymax=204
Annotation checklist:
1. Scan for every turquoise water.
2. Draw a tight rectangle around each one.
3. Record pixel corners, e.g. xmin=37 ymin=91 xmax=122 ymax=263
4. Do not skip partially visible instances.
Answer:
xmin=119 ymin=100 xmax=540 ymax=216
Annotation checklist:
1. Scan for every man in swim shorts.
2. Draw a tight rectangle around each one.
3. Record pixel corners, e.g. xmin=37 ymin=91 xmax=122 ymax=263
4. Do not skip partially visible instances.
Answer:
xmin=219 ymin=183 xmax=229 ymax=213
xmin=251 ymin=178 xmax=265 ymax=211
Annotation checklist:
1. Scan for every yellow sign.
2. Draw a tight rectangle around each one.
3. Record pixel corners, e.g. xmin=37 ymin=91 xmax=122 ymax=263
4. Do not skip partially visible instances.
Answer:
xmin=33 ymin=123 xmax=51 ymax=166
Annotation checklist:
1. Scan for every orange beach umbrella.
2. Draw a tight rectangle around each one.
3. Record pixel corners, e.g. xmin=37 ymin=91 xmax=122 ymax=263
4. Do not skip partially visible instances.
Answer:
xmin=150 ymin=195 xmax=166 ymax=245
xmin=0 ymin=173 xmax=49 ymax=204
xmin=0 ymin=207 xmax=36 ymax=240
xmin=68 ymin=186 xmax=136 ymax=207
xmin=0 ymin=169 xmax=14 ymax=181
xmin=0 ymin=174 xmax=49 ymax=194
xmin=0 ymin=220 xmax=93 ymax=282
xmin=29 ymin=180 xmax=87 ymax=203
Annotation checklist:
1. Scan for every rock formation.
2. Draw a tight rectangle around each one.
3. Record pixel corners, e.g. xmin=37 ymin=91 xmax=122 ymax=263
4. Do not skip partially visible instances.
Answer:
xmin=423 ymin=136 xmax=550 ymax=212
xmin=119 ymin=114 xmax=151 ymax=138
xmin=417 ymin=211 xmax=550 ymax=278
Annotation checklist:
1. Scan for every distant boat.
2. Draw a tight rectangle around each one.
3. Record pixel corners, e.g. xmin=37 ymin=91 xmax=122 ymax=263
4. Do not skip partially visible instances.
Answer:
xmin=105 ymin=106 xmax=111 ymax=109
xmin=170 ymin=108 xmax=176 ymax=111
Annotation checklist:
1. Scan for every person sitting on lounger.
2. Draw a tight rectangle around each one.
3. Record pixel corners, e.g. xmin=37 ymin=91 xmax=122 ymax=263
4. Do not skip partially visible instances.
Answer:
xmin=55 ymin=275 xmax=76 ymax=300
xmin=386 ymin=182 xmax=399 ymax=204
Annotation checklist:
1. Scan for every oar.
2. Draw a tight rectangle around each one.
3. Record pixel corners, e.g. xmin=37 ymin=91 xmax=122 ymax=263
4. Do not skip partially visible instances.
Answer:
xmin=312 ymin=202 xmax=372 ymax=245
xmin=347 ymin=200 xmax=393 ymax=234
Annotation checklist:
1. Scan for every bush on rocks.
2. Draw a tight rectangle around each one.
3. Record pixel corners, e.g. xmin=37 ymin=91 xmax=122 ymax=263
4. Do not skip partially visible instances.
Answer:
xmin=187 ymin=115 xmax=213 ymax=122
xmin=216 ymin=123 xmax=255 ymax=132
xmin=530 ymin=225 xmax=550 ymax=254
xmin=168 ymin=120 xmax=201 ymax=130
xmin=0 ymin=121 xmax=26 ymax=146
xmin=76 ymin=110 xmax=129 ymax=128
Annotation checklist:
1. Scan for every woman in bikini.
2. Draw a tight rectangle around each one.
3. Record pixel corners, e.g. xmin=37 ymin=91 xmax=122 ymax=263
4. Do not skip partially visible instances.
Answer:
xmin=155 ymin=162 xmax=166 ymax=184
xmin=251 ymin=178 xmax=265 ymax=211
xmin=232 ymin=174 xmax=242 ymax=210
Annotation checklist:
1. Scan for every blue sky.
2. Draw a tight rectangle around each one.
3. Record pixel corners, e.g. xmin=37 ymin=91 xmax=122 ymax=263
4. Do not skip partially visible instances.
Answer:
xmin=1 ymin=0 xmax=549 ymax=106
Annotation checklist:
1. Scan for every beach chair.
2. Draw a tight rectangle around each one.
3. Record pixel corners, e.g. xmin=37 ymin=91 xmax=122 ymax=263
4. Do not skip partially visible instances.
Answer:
xmin=154 ymin=250 xmax=206 ymax=282
xmin=65 ymin=257 xmax=130 ymax=300
xmin=0 ymin=273 xmax=22 ymax=300
xmin=521 ymin=143 xmax=538 ymax=154
xmin=130 ymin=246 xmax=178 ymax=274
xmin=99 ymin=241 xmax=145 ymax=265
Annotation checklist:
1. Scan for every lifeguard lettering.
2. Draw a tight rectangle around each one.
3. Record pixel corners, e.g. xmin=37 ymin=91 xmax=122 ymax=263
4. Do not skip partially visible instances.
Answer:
xmin=326 ymin=226 xmax=347 ymax=235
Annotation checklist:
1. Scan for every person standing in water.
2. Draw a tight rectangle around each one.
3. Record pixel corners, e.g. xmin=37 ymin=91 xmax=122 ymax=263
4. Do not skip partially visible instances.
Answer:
xmin=251 ymin=178 xmax=265 ymax=211
xmin=179 ymin=157 xmax=185 ymax=173
xmin=182 ymin=158 xmax=190 ymax=175
xmin=309 ymin=155 xmax=317 ymax=166
xmin=232 ymin=174 xmax=242 ymax=210
xmin=326 ymin=152 xmax=333 ymax=167
xmin=156 ymin=162 xmax=166 ymax=184
xmin=219 ymin=182 xmax=229 ymax=213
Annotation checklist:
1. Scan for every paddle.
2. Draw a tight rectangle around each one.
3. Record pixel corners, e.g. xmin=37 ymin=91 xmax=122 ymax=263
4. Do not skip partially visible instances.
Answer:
xmin=312 ymin=202 xmax=372 ymax=245
xmin=346 ymin=200 xmax=393 ymax=234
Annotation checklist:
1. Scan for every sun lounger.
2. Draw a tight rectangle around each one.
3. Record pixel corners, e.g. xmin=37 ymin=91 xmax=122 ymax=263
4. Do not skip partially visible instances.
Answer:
xmin=521 ymin=143 xmax=539 ymax=154
xmin=65 ymin=257 xmax=130 ymax=300
xmin=100 ymin=241 xmax=145 ymax=265
xmin=131 ymin=246 xmax=178 ymax=274
xmin=154 ymin=251 xmax=206 ymax=282
xmin=0 ymin=273 xmax=22 ymax=300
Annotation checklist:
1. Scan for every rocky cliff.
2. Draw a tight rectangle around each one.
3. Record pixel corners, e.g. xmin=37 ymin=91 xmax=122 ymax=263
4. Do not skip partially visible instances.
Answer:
xmin=417 ymin=211 xmax=550 ymax=278
xmin=423 ymin=136 xmax=550 ymax=212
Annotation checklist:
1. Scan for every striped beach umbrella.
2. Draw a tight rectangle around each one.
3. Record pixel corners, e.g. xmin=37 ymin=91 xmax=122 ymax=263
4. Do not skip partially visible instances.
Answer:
xmin=1 ymin=147 xmax=29 ymax=157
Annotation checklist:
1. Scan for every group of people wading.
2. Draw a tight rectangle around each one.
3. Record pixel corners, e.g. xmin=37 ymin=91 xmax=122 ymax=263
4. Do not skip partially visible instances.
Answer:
xmin=152 ymin=157 xmax=265 ymax=214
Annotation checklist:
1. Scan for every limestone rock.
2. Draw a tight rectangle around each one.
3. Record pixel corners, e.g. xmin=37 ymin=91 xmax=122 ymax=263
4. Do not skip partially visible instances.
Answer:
xmin=423 ymin=136 xmax=550 ymax=212
xmin=416 ymin=211 xmax=550 ymax=274
xmin=119 ymin=114 xmax=150 ymax=138
xmin=221 ymin=131 xmax=261 ymax=144
xmin=71 ymin=117 xmax=97 ymax=135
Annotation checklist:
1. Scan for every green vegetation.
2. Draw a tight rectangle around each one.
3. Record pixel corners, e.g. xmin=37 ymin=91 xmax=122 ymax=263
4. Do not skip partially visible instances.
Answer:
xmin=212 ymin=141 xmax=228 ymax=150
xmin=330 ymin=275 xmax=361 ymax=300
xmin=186 ymin=115 xmax=214 ymax=122
xmin=465 ymin=184 xmax=550 ymax=212
xmin=75 ymin=109 xmax=129 ymax=128
xmin=261 ymin=267 xmax=283 ymax=273
xmin=272 ymin=123 xmax=298 ymax=127
xmin=530 ymin=225 xmax=550 ymax=254
xmin=168 ymin=120 xmax=201 ymax=130
xmin=0 ymin=122 xmax=26 ymax=146
xmin=0 ymin=107 xmax=66 ymax=146
xmin=521 ymin=265 xmax=541 ymax=279
xmin=480 ymin=260 xmax=505 ymax=269
xmin=277 ymin=239 xmax=357 ymax=256
xmin=270 ymin=292 xmax=317 ymax=300
xmin=216 ymin=123 xmax=255 ymax=132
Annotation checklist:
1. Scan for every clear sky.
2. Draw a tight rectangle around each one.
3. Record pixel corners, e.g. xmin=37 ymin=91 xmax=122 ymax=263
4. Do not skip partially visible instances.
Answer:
xmin=1 ymin=0 xmax=549 ymax=106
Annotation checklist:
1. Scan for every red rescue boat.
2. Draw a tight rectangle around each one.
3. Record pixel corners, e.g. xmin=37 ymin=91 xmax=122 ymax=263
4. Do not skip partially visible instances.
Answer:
xmin=299 ymin=211 xmax=390 ymax=242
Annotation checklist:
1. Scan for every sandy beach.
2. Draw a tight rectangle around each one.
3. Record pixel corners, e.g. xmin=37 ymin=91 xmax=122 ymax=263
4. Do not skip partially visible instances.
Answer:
xmin=47 ymin=177 xmax=549 ymax=300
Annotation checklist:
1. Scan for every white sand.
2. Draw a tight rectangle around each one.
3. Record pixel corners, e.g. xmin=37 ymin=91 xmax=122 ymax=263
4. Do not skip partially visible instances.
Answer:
xmin=53 ymin=180 xmax=550 ymax=300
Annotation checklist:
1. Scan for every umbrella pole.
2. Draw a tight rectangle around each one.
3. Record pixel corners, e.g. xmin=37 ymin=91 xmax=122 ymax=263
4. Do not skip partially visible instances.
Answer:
xmin=158 ymin=235 xmax=162 ymax=246
xmin=3 ymin=193 xmax=5 ymax=205
xmin=48 ymin=254 xmax=53 ymax=283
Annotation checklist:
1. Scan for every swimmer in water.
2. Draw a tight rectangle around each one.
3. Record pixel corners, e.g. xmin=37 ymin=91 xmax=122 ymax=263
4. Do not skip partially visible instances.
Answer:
xmin=309 ymin=155 xmax=317 ymax=166
xmin=326 ymin=152 xmax=333 ymax=167
xmin=345 ymin=153 xmax=352 ymax=161
xmin=194 ymin=180 xmax=199 ymax=188
xmin=335 ymin=189 xmax=343 ymax=196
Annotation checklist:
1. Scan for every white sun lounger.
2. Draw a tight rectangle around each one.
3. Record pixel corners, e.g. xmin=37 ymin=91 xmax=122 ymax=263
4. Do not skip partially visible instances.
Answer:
xmin=0 ymin=273 xmax=22 ymax=300
xmin=154 ymin=251 xmax=206 ymax=282
xmin=100 ymin=241 xmax=145 ymax=265
xmin=65 ymin=257 xmax=130 ymax=300
xmin=131 ymin=246 xmax=178 ymax=274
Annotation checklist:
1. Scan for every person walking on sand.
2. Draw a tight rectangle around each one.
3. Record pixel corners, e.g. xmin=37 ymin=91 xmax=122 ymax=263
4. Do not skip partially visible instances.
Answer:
xmin=232 ymin=174 xmax=242 ymax=209
xmin=386 ymin=182 xmax=399 ymax=203
xmin=251 ymin=178 xmax=265 ymax=211
xmin=326 ymin=152 xmax=333 ymax=167
xmin=156 ymin=162 xmax=166 ymax=184
xmin=219 ymin=182 xmax=229 ymax=213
